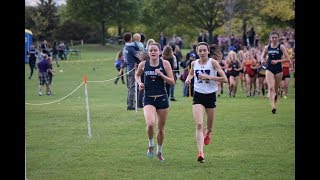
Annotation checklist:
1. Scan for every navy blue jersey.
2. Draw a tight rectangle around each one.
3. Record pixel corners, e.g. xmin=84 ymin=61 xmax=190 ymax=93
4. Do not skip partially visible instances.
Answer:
xmin=230 ymin=60 xmax=240 ymax=75
xmin=143 ymin=59 xmax=167 ymax=96
xmin=27 ymin=49 xmax=37 ymax=61
xmin=267 ymin=44 xmax=283 ymax=68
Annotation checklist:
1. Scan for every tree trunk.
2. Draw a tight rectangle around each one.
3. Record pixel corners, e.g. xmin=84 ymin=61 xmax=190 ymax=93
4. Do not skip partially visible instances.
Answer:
xmin=101 ymin=21 xmax=105 ymax=46
xmin=228 ymin=15 xmax=232 ymax=37
xmin=118 ymin=25 xmax=122 ymax=36
xmin=208 ymin=29 xmax=213 ymax=44
xmin=242 ymin=19 xmax=247 ymax=46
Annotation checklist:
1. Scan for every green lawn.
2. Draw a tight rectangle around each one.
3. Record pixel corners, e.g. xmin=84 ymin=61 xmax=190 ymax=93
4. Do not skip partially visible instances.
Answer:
xmin=25 ymin=44 xmax=295 ymax=179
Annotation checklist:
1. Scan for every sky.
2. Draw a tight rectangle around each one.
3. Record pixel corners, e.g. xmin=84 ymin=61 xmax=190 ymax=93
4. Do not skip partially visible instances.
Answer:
xmin=25 ymin=0 xmax=66 ymax=6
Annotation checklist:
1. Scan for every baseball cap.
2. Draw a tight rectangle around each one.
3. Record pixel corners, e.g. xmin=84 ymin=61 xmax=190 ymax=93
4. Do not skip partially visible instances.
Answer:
xmin=190 ymin=53 xmax=196 ymax=58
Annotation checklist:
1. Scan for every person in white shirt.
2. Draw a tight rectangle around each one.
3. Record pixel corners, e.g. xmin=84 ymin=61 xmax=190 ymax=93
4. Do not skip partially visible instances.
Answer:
xmin=185 ymin=42 xmax=227 ymax=163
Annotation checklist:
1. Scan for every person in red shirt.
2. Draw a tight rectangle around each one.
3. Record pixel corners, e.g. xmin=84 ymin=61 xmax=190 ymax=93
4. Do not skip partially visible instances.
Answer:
xmin=242 ymin=51 xmax=257 ymax=97
xmin=279 ymin=42 xmax=293 ymax=99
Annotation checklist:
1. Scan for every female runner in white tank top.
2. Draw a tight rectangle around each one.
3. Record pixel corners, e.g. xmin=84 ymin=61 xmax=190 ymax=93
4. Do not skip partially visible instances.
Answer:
xmin=185 ymin=42 xmax=227 ymax=163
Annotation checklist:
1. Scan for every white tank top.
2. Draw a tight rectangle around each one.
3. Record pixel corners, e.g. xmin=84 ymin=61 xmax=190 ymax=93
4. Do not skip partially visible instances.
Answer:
xmin=193 ymin=58 xmax=218 ymax=94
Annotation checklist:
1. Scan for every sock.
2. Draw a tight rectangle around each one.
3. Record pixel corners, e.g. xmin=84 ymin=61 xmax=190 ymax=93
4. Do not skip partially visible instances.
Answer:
xmin=157 ymin=145 xmax=162 ymax=154
xmin=148 ymin=138 xmax=154 ymax=147
xmin=198 ymin=150 xmax=204 ymax=157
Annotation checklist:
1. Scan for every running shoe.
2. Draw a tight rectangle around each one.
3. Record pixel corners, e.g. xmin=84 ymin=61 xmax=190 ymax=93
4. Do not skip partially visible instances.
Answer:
xmin=146 ymin=146 xmax=154 ymax=158
xmin=157 ymin=152 xmax=165 ymax=162
xmin=197 ymin=152 xmax=205 ymax=163
xmin=204 ymin=132 xmax=211 ymax=145
xmin=272 ymin=108 xmax=276 ymax=114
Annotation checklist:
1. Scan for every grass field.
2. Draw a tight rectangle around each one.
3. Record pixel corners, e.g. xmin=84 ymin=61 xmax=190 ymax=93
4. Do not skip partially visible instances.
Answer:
xmin=25 ymin=44 xmax=295 ymax=179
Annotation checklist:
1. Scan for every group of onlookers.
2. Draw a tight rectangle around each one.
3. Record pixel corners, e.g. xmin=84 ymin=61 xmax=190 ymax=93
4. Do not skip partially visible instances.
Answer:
xmin=27 ymin=45 xmax=54 ymax=96
xmin=27 ymin=39 xmax=69 ymax=96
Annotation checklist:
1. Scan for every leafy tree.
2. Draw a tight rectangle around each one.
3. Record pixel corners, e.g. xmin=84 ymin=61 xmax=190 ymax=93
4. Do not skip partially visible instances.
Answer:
xmin=25 ymin=0 xmax=59 ymax=41
xmin=141 ymin=0 xmax=180 ymax=38
xmin=234 ymin=0 xmax=262 ymax=46
xmin=67 ymin=0 xmax=141 ymax=46
xmin=30 ymin=11 xmax=50 ymax=41
xmin=25 ymin=6 xmax=37 ymax=30
xmin=260 ymin=0 xmax=295 ymax=28
xmin=113 ymin=0 xmax=144 ymax=36
xmin=56 ymin=4 xmax=69 ymax=26
xmin=36 ymin=0 xmax=59 ymax=40
xmin=52 ymin=20 xmax=95 ymax=42
xmin=223 ymin=0 xmax=241 ymax=36
xmin=177 ymin=0 xmax=228 ymax=44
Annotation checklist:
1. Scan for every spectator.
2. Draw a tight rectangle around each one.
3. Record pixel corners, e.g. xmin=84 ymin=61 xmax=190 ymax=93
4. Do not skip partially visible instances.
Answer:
xmin=180 ymin=53 xmax=196 ymax=97
xmin=248 ymin=27 xmax=256 ymax=48
xmin=162 ymin=45 xmax=177 ymax=101
xmin=140 ymin=33 xmax=146 ymax=47
xmin=27 ymin=45 xmax=38 ymax=79
xmin=47 ymin=57 xmax=55 ymax=86
xmin=133 ymin=33 xmax=145 ymax=52
xmin=40 ymin=40 xmax=50 ymax=55
xmin=51 ymin=41 xmax=59 ymax=67
xmin=37 ymin=54 xmax=52 ymax=96
xmin=114 ymin=50 xmax=126 ymax=85
xmin=159 ymin=32 xmax=167 ymax=50
xmin=197 ymin=31 xmax=207 ymax=43
xmin=123 ymin=32 xmax=141 ymax=110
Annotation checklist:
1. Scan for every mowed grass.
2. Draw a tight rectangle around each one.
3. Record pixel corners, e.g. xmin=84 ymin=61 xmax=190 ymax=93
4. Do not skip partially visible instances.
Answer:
xmin=25 ymin=44 xmax=295 ymax=179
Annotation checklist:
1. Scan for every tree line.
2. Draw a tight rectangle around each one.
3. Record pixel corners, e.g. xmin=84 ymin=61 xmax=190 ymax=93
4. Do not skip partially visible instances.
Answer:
xmin=25 ymin=0 xmax=294 ymax=46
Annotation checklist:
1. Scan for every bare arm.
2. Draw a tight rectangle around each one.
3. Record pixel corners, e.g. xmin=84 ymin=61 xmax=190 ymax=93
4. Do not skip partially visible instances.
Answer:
xmin=261 ymin=45 xmax=268 ymax=60
xmin=279 ymin=44 xmax=290 ymax=63
xmin=157 ymin=60 xmax=175 ymax=85
xmin=185 ymin=61 xmax=195 ymax=85
xmin=236 ymin=59 xmax=243 ymax=71
xmin=251 ymin=60 xmax=258 ymax=70
xmin=197 ymin=59 xmax=228 ymax=83
xmin=226 ymin=60 xmax=232 ymax=71
xmin=211 ymin=59 xmax=228 ymax=83
xmin=135 ymin=61 xmax=145 ymax=90
xmin=242 ymin=60 xmax=246 ymax=73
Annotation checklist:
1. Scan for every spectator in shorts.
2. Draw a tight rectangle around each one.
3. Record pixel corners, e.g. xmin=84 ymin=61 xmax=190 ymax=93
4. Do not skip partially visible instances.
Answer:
xmin=37 ymin=54 xmax=52 ymax=96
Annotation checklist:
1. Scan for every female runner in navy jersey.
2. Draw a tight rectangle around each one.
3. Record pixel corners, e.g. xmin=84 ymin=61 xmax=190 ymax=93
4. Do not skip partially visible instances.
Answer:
xmin=261 ymin=31 xmax=290 ymax=114
xmin=135 ymin=43 xmax=175 ymax=162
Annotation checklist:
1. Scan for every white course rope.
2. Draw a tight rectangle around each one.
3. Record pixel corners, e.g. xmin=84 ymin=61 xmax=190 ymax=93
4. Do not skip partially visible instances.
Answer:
xmin=25 ymin=67 xmax=187 ymax=106
xmin=87 ymin=68 xmax=135 ymax=83
xmin=25 ymin=82 xmax=84 ymax=106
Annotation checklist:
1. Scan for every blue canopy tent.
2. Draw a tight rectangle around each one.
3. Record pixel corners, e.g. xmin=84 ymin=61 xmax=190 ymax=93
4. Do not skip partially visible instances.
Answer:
xmin=25 ymin=29 xmax=33 ymax=63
